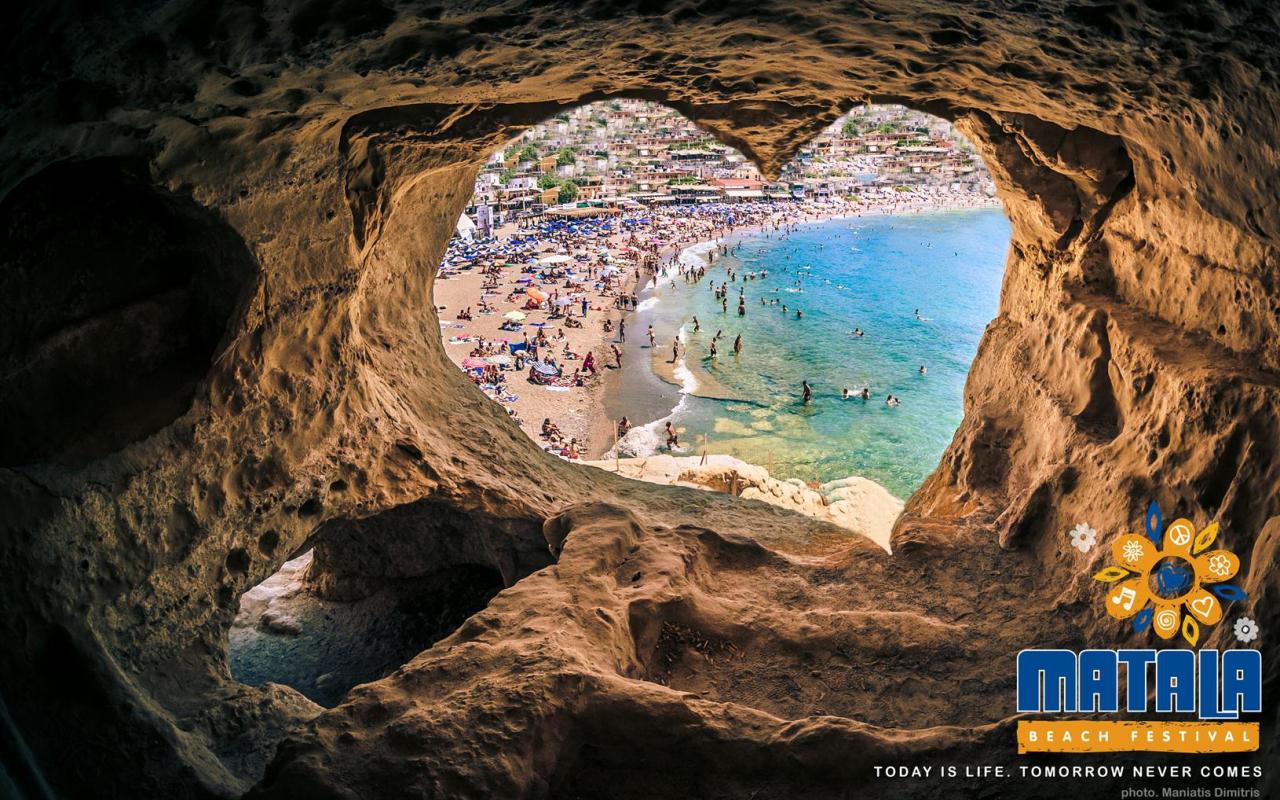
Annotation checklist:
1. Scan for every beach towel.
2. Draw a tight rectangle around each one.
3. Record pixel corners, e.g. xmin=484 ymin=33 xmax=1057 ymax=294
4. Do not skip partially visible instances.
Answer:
xmin=544 ymin=386 xmax=570 ymax=392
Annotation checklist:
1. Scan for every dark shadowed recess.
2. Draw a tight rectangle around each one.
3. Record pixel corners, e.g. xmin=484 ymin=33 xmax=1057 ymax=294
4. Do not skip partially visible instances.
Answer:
xmin=0 ymin=157 xmax=256 ymax=467
xmin=229 ymin=497 xmax=552 ymax=706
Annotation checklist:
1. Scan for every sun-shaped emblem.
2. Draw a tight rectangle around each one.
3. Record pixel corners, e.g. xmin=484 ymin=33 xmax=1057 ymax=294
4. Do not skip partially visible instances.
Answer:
xmin=1093 ymin=500 xmax=1249 ymax=646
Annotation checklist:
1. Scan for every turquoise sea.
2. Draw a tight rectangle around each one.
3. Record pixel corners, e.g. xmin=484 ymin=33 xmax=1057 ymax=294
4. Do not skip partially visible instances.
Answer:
xmin=604 ymin=208 xmax=1011 ymax=500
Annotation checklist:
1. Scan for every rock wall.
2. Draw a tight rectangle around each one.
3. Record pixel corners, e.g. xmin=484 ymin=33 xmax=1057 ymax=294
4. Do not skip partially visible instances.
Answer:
xmin=1 ymin=2 xmax=1278 ymax=798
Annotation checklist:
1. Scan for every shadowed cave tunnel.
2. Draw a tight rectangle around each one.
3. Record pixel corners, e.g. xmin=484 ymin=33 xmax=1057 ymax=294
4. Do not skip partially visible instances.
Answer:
xmin=2 ymin=2 xmax=1280 ymax=799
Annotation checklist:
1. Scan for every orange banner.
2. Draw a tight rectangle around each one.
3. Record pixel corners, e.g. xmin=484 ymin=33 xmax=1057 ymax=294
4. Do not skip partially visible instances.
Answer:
xmin=1017 ymin=721 xmax=1258 ymax=753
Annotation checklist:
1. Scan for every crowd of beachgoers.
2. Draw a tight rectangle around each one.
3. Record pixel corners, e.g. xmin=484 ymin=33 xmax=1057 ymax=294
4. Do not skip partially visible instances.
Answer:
xmin=435 ymin=193 xmax=999 ymax=460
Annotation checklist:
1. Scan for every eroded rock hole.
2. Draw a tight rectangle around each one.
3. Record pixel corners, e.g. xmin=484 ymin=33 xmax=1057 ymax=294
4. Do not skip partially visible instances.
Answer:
xmin=438 ymin=100 xmax=1008 ymax=551
xmin=229 ymin=499 xmax=550 ymax=706
xmin=0 ymin=157 xmax=257 ymax=466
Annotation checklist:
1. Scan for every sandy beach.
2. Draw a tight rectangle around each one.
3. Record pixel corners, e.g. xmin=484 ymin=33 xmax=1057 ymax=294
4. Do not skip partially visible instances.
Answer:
xmin=435 ymin=194 xmax=1000 ymax=461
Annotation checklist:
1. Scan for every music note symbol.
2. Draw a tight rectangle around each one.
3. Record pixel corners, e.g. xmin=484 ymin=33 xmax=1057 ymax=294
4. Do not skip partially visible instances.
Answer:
xmin=1111 ymin=586 xmax=1137 ymax=611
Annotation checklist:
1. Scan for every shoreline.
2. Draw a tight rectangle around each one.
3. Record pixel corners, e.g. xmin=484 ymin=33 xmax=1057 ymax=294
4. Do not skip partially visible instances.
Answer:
xmin=437 ymin=196 xmax=1001 ymax=462
xmin=597 ymin=198 xmax=1002 ymax=456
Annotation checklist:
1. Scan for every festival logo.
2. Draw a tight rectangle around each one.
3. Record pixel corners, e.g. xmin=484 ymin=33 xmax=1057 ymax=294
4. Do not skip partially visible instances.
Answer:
xmin=1092 ymin=500 xmax=1249 ymax=646
xmin=1014 ymin=501 xmax=1262 ymax=754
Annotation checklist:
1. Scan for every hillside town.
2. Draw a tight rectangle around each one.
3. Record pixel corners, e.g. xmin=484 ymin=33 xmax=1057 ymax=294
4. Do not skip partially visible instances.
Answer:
xmin=458 ymin=99 xmax=996 ymax=234
xmin=435 ymin=101 xmax=1002 ymax=462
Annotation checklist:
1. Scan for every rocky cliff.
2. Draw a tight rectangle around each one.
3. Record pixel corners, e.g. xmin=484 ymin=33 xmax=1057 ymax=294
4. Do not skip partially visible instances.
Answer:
xmin=1 ymin=2 xmax=1277 ymax=798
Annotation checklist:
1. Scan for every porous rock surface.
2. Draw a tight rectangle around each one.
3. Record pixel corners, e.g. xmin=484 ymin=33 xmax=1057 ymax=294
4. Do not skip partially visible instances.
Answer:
xmin=583 ymin=454 xmax=903 ymax=550
xmin=1 ymin=1 xmax=1278 ymax=798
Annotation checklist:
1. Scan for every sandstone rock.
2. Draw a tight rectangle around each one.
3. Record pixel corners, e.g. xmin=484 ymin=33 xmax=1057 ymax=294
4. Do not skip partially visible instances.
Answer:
xmin=1 ymin=1 xmax=1277 ymax=797
xmin=257 ymin=609 xmax=301 ymax=637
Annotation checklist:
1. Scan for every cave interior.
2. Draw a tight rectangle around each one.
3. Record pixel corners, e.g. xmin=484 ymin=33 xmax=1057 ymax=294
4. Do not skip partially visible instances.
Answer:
xmin=1 ymin=1 xmax=1278 ymax=798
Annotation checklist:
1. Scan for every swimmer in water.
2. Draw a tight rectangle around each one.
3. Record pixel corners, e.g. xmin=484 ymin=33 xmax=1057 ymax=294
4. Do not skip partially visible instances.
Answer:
xmin=919 ymin=365 xmax=928 ymax=375
xmin=802 ymin=380 xmax=813 ymax=405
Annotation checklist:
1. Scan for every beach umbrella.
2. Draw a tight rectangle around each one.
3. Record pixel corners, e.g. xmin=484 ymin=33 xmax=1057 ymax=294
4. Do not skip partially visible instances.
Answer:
xmin=527 ymin=287 xmax=546 ymax=302
xmin=504 ymin=310 xmax=526 ymax=321
xmin=554 ymin=297 xmax=573 ymax=306
xmin=461 ymin=357 xmax=487 ymax=369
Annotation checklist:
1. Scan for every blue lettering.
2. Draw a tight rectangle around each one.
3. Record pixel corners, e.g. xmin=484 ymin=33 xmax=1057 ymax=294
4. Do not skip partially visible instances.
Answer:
xmin=1222 ymin=649 xmax=1262 ymax=716
xmin=1155 ymin=650 xmax=1196 ymax=713
xmin=1079 ymin=650 xmax=1118 ymax=712
xmin=1015 ymin=648 xmax=1262 ymax=718
xmin=1017 ymin=650 xmax=1076 ymax=712
xmin=1118 ymin=650 xmax=1155 ymax=712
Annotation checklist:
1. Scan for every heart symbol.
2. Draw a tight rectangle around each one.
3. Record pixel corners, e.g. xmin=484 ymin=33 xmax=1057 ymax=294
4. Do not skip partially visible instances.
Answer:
xmin=1191 ymin=596 xmax=1215 ymax=617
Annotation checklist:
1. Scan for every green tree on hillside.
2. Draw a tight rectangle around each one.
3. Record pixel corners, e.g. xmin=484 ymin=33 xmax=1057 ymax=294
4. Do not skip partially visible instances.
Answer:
xmin=556 ymin=147 xmax=577 ymax=166
xmin=557 ymin=179 xmax=579 ymax=204
xmin=537 ymin=174 xmax=559 ymax=189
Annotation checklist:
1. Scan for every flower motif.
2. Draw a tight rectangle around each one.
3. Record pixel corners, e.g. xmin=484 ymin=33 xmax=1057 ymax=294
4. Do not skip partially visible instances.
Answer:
xmin=1234 ymin=617 xmax=1259 ymax=643
xmin=1070 ymin=523 xmax=1097 ymax=553
xmin=1093 ymin=501 xmax=1249 ymax=647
